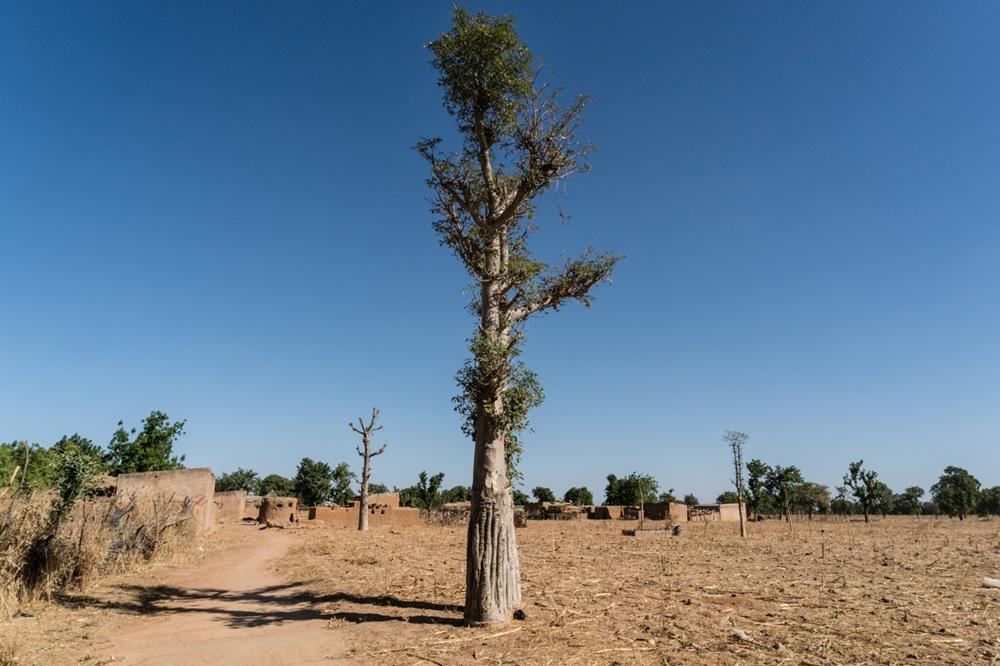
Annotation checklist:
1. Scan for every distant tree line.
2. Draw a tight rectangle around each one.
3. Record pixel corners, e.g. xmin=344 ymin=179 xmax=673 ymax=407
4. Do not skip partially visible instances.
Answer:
xmin=1 ymin=410 xmax=187 ymax=490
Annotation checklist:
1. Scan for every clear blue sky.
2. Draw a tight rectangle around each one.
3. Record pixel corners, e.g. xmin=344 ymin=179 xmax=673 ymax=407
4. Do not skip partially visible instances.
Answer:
xmin=2 ymin=1 xmax=998 ymax=501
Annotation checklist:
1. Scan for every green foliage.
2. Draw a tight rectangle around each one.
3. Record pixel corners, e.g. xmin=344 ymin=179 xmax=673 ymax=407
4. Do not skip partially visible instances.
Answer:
xmin=977 ymin=486 xmax=1000 ymax=516
xmin=563 ymin=486 xmax=593 ymax=505
xmin=871 ymin=481 xmax=893 ymax=517
xmin=329 ymin=462 xmax=355 ymax=506
xmin=716 ymin=491 xmax=740 ymax=504
xmin=216 ymin=468 xmax=260 ymax=493
xmin=794 ymin=482 xmax=831 ymax=517
xmin=422 ymin=7 xmax=620 ymax=489
xmin=931 ymin=466 xmax=980 ymax=519
xmin=367 ymin=482 xmax=390 ymax=495
xmin=512 ymin=489 xmax=530 ymax=505
xmin=293 ymin=458 xmax=353 ymax=507
xmin=658 ymin=488 xmax=678 ymax=504
xmin=843 ymin=459 xmax=879 ymax=520
xmin=454 ymin=335 xmax=544 ymax=483
xmin=764 ymin=465 xmax=804 ymax=520
xmin=50 ymin=434 xmax=107 ymax=475
xmin=258 ymin=474 xmax=295 ymax=497
xmin=531 ymin=486 xmax=555 ymax=503
xmin=49 ymin=447 xmax=102 ymax=525
xmin=892 ymin=486 xmax=924 ymax=515
xmin=440 ymin=485 xmax=471 ymax=503
xmin=427 ymin=7 xmax=532 ymax=139
xmin=683 ymin=494 xmax=699 ymax=508
xmin=106 ymin=411 xmax=186 ymax=475
xmin=0 ymin=441 xmax=54 ymax=490
xmin=605 ymin=473 xmax=659 ymax=505
xmin=745 ymin=458 xmax=772 ymax=517
xmin=400 ymin=471 xmax=446 ymax=510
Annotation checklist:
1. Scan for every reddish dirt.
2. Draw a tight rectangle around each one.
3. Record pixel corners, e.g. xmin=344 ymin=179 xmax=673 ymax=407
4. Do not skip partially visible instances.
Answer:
xmin=95 ymin=525 xmax=352 ymax=665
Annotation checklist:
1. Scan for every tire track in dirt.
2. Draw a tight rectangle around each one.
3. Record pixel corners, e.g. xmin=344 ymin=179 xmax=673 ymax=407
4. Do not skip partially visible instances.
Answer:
xmin=101 ymin=527 xmax=352 ymax=665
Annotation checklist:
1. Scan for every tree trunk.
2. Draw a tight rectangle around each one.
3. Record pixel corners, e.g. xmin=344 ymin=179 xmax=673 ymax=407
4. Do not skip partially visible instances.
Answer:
xmin=358 ymin=432 xmax=370 ymax=532
xmin=465 ymin=238 xmax=521 ymax=625
xmin=863 ymin=505 xmax=870 ymax=523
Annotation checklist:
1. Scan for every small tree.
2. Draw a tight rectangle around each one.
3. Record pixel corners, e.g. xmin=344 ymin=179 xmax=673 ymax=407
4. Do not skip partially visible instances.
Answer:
xmin=531 ymin=486 xmax=555 ymax=503
xmin=765 ymin=465 xmax=804 ymax=524
xmin=605 ymin=473 xmax=659 ymax=505
xmin=258 ymin=474 xmax=295 ymax=497
xmin=843 ymin=460 xmax=879 ymax=523
xmin=683 ymin=494 xmax=699 ymax=508
xmin=931 ymin=466 xmax=980 ymax=520
xmin=794 ymin=482 xmax=830 ymax=519
xmin=977 ymin=487 xmax=1000 ymax=516
xmin=442 ymin=485 xmax=472 ymax=503
xmin=368 ymin=482 xmax=391 ymax=495
xmin=349 ymin=407 xmax=388 ymax=532
xmin=294 ymin=458 xmax=335 ymax=506
xmin=49 ymin=447 xmax=101 ymax=527
xmin=329 ymin=462 xmax=355 ymax=506
xmin=401 ymin=471 xmax=446 ymax=511
xmin=892 ymin=486 xmax=924 ymax=515
xmin=745 ymin=458 xmax=771 ymax=520
xmin=722 ymin=430 xmax=749 ymax=537
xmin=50 ymin=434 xmax=107 ymax=474
xmin=563 ymin=486 xmax=593 ymax=505
xmin=106 ymin=411 xmax=186 ymax=475
xmin=716 ymin=491 xmax=739 ymax=504
xmin=872 ymin=481 xmax=893 ymax=518
xmin=216 ymin=468 xmax=260 ymax=493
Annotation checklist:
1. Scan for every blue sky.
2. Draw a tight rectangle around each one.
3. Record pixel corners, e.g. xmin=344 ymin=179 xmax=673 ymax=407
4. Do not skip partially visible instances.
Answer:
xmin=2 ymin=1 xmax=998 ymax=501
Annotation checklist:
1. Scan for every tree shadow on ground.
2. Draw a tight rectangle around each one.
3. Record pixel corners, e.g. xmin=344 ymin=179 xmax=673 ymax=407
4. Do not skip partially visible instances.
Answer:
xmin=58 ymin=581 xmax=463 ymax=628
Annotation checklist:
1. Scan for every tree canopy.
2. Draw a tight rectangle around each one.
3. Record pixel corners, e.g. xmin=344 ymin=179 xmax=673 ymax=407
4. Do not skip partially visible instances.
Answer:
xmin=106 ymin=411 xmax=186 ymax=475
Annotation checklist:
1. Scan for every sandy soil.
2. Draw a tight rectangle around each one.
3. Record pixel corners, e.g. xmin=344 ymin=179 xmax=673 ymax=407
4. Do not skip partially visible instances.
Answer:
xmin=3 ymin=517 xmax=998 ymax=665
xmin=1 ymin=523 xmax=352 ymax=665
xmin=277 ymin=517 xmax=1000 ymax=665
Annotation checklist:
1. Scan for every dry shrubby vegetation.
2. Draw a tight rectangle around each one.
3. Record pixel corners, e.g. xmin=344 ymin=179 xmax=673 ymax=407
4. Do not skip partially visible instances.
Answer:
xmin=0 ymin=490 xmax=198 ymax=620
xmin=279 ymin=517 xmax=1000 ymax=665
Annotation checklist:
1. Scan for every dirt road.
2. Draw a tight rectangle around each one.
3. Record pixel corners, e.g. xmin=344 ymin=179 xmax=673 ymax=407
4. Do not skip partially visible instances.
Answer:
xmin=101 ymin=526 xmax=350 ymax=665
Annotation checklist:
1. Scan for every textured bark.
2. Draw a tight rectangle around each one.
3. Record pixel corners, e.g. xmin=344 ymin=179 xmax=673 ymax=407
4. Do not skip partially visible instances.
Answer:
xmin=465 ymin=428 xmax=521 ymax=624
xmin=464 ymin=237 xmax=522 ymax=625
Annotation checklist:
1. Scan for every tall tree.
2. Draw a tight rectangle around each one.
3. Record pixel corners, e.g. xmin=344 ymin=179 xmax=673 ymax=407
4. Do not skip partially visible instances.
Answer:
xmin=843 ymin=459 xmax=879 ymax=523
xmin=105 ymin=411 xmax=186 ymax=475
xmin=722 ymin=431 xmax=749 ymax=537
xmin=349 ymin=407 xmax=388 ymax=532
xmin=258 ymin=474 xmax=295 ymax=497
xmin=421 ymin=8 xmax=619 ymax=624
xmin=931 ymin=466 xmax=980 ymax=520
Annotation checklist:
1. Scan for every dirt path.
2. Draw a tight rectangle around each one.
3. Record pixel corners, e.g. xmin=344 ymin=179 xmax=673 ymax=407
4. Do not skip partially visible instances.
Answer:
xmin=100 ymin=526 xmax=351 ymax=665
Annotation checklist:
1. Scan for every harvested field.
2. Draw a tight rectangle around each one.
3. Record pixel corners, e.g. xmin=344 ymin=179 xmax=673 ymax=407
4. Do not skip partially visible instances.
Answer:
xmin=279 ymin=517 xmax=1000 ymax=665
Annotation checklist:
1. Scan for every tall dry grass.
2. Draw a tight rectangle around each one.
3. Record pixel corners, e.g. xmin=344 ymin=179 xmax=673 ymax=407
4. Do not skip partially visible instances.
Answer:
xmin=0 ymin=488 xmax=198 ymax=618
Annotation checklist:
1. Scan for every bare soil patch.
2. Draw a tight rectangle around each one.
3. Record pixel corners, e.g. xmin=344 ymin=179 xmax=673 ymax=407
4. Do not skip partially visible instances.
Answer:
xmin=278 ymin=517 xmax=1000 ymax=664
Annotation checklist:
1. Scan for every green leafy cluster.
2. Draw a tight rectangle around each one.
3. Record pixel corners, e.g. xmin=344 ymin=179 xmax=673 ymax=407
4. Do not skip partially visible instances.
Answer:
xmin=106 ymin=411 xmax=186 ymax=476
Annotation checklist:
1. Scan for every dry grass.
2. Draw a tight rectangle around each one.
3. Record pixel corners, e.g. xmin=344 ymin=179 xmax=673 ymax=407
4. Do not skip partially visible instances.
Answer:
xmin=0 ymin=491 xmax=200 ymax=619
xmin=279 ymin=517 xmax=1000 ymax=664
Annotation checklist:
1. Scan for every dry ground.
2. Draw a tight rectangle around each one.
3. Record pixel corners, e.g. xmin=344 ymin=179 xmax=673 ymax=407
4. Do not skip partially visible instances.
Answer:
xmin=1 ymin=517 xmax=998 ymax=665
xmin=278 ymin=517 xmax=1000 ymax=665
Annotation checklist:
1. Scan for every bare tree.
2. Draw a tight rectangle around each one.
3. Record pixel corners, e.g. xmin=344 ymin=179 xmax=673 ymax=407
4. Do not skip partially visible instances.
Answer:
xmin=349 ymin=407 xmax=387 ymax=532
xmin=722 ymin=431 xmax=749 ymax=538
xmin=421 ymin=9 xmax=619 ymax=624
